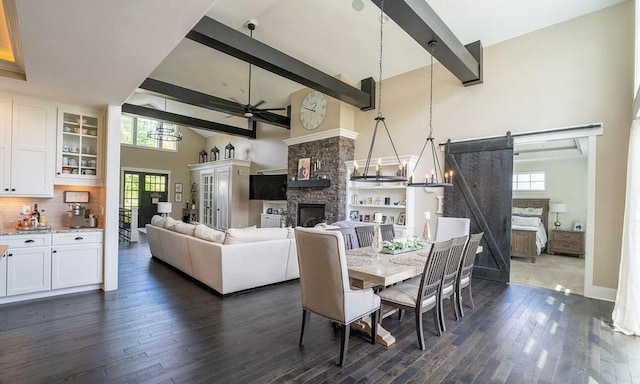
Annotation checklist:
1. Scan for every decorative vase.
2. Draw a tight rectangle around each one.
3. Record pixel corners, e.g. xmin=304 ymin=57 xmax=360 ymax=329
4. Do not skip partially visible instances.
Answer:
xmin=372 ymin=223 xmax=383 ymax=255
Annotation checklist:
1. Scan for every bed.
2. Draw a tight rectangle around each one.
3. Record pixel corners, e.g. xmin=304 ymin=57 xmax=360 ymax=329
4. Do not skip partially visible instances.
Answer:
xmin=510 ymin=198 xmax=549 ymax=263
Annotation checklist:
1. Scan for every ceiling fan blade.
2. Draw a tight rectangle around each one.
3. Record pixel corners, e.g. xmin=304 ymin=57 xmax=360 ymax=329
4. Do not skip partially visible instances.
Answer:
xmin=256 ymin=107 xmax=286 ymax=112
xmin=252 ymin=100 xmax=266 ymax=109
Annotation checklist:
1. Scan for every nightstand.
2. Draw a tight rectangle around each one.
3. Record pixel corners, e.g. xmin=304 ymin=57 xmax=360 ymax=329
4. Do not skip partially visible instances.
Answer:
xmin=549 ymin=230 xmax=585 ymax=258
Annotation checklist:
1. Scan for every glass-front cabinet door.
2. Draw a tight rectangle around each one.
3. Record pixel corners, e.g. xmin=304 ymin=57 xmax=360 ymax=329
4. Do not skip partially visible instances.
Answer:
xmin=55 ymin=109 xmax=103 ymax=186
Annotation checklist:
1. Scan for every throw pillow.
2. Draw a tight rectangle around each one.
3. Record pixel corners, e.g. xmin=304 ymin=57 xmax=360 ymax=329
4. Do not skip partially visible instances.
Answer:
xmin=194 ymin=224 xmax=226 ymax=243
xmin=224 ymin=227 xmax=288 ymax=244
xmin=175 ymin=222 xmax=196 ymax=236
xmin=151 ymin=215 xmax=166 ymax=227
xmin=164 ymin=217 xmax=181 ymax=230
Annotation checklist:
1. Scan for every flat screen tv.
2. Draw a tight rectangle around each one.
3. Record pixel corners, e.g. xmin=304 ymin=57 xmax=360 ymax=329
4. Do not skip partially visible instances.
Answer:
xmin=249 ymin=174 xmax=287 ymax=200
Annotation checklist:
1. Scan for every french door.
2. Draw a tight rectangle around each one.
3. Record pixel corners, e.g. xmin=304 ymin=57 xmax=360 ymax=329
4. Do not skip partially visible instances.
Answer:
xmin=122 ymin=170 xmax=168 ymax=228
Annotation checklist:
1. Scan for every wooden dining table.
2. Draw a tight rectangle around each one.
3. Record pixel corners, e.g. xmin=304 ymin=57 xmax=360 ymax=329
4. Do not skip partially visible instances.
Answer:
xmin=346 ymin=245 xmax=432 ymax=346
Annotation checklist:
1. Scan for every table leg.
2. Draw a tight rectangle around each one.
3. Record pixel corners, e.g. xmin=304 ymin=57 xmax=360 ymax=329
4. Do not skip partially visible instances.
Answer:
xmin=352 ymin=317 xmax=396 ymax=346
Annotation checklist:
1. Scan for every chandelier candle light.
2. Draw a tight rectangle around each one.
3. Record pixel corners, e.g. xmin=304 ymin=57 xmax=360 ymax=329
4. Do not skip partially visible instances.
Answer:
xmin=146 ymin=98 xmax=183 ymax=142
xmin=407 ymin=40 xmax=452 ymax=188
xmin=350 ymin=0 xmax=407 ymax=183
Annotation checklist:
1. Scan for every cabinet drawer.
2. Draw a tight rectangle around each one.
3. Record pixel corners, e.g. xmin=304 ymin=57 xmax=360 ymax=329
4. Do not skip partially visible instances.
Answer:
xmin=0 ymin=234 xmax=51 ymax=248
xmin=52 ymin=232 xmax=103 ymax=245
xmin=553 ymin=240 xmax=581 ymax=252
xmin=553 ymin=231 xmax=581 ymax=242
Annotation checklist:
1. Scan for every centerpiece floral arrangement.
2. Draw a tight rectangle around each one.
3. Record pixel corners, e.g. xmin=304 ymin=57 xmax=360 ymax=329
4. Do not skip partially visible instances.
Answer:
xmin=381 ymin=237 xmax=428 ymax=254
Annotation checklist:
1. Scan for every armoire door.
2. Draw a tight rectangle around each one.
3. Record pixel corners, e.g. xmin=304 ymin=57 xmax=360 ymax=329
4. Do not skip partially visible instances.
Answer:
xmin=201 ymin=173 xmax=214 ymax=228
xmin=215 ymin=168 xmax=230 ymax=230
xmin=444 ymin=134 xmax=514 ymax=283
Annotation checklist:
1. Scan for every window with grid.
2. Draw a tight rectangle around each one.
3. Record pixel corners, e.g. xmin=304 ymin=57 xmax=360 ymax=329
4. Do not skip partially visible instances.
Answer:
xmin=123 ymin=173 xmax=140 ymax=209
xmin=513 ymin=172 xmax=546 ymax=191
xmin=145 ymin=175 xmax=167 ymax=192
xmin=120 ymin=115 xmax=178 ymax=151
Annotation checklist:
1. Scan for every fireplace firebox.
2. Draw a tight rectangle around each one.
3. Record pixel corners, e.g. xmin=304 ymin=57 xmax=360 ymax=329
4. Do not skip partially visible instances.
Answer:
xmin=297 ymin=203 xmax=325 ymax=227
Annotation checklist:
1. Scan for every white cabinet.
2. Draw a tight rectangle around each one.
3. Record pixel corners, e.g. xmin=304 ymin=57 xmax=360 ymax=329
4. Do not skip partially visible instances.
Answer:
xmin=55 ymin=108 xmax=104 ymax=186
xmin=189 ymin=159 xmax=251 ymax=230
xmin=260 ymin=214 xmax=284 ymax=228
xmin=345 ymin=156 xmax=417 ymax=237
xmin=2 ymin=234 xmax=52 ymax=296
xmin=0 ymin=96 xmax=56 ymax=197
xmin=52 ymin=232 xmax=103 ymax=289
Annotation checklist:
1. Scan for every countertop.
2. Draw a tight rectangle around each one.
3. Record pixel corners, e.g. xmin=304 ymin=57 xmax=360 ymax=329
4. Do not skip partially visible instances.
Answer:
xmin=0 ymin=227 xmax=104 ymax=236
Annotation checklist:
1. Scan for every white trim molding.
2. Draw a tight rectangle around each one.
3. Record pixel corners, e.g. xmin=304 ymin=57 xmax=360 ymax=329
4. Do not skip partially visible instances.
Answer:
xmin=283 ymin=128 xmax=358 ymax=146
xmin=187 ymin=158 xmax=251 ymax=171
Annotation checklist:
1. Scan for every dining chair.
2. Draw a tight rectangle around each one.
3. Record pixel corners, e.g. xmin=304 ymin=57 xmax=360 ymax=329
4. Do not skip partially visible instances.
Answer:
xmin=379 ymin=224 xmax=395 ymax=242
xmin=328 ymin=227 xmax=355 ymax=250
xmin=295 ymin=228 xmax=380 ymax=366
xmin=355 ymin=226 xmax=375 ymax=247
xmin=439 ymin=235 xmax=468 ymax=332
xmin=457 ymin=232 xmax=484 ymax=317
xmin=377 ymin=239 xmax=453 ymax=350
xmin=434 ymin=217 xmax=471 ymax=241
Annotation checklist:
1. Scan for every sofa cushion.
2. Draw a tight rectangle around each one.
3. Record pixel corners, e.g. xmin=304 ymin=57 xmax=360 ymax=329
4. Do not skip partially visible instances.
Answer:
xmin=175 ymin=222 xmax=197 ymax=236
xmin=224 ymin=227 xmax=289 ymax=244
xmin=151 ymin=215 xmax=166 ymax=227
xmin=164 ymin=217 xmax=181 ymax=230
xmin=194 ymin=224 xmax=226 ymax=243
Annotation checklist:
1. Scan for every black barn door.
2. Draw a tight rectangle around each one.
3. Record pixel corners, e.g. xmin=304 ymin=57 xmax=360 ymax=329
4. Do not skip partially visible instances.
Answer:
xmin=444 ymin=134 xmax=513 ymax=283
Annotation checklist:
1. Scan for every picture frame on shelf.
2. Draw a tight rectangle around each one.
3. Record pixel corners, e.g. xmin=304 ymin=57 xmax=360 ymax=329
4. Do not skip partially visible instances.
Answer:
xmin=297 ymin=158 xmax=311 ymax=180
xmin=175 ymin=193 xmax=183 ymax=203
xmin=364 ymin=214 xmax=370 ymax=222
xmin=175 ymin=183 xmax=183 ymax=193
xmin=366 ymin=197 xmax=373 ymax=205
xmin=573 ymin=222 xmax=584 ymax=231
xmin=397 ymin=211 xmax=406 ymax=226
xmin=382 ymin=215 xmax=387 ymax=223
xmin=349 ymin=210 xmax=359 ymax=220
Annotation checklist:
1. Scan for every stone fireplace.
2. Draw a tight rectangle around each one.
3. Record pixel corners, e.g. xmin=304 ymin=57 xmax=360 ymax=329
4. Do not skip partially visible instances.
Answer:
xmin=297 ymin=203 xmax=325 ymax=227
xmin=285 ymin=131 xmax=355 ymax=226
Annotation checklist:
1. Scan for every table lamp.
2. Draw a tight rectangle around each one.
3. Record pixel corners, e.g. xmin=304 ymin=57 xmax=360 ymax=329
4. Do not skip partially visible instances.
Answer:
xmin=549 ymin=203 xmax=567 ymax=229
xmin=157 ymin=202 xmax=172 ymax=217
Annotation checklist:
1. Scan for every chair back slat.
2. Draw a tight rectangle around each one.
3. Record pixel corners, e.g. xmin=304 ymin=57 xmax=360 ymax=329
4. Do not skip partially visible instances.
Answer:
xmin=328 ymin=227 xmax=354 ymax=250
xmin=459 ymin=232 xmax=484 ymax=282
xmin=442 ymin=235 xmax=468 ymax=289
xmin=379 ymin=224 xmax=395 ymax=242
xmin=418 ymin=239 xmax=453 ymax=302
xmin=355 ymin=226 xmax=375 ymax=248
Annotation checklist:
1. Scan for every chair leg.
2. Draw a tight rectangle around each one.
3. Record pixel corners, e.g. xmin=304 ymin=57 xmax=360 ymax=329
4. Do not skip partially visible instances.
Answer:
xmin=438 ymin=297 xmax=446 ymax=333
xmin=452 ymin=293 xmax=460 ymax=321
xmin=415 ymin=310 xmax=425 ymax=350
xmin=370 ymin=311 xmax=378 ymax=344
xmin=339 ymin=324 xmax=350 ymax=366
xmin=432 ymin=307 xmax=442 ymax=337
xmin=457 ymin=286 xmax=465 ymax=318
xmin=299 ymin=309 xmax=310 ymax=348
xmin=467 ymin=284 xmax=475 ymax=309
xmin=398 ymin=309 xmax=404 ymax=321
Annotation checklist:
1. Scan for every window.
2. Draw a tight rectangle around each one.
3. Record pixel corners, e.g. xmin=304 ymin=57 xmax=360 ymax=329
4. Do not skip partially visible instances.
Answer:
xmin=513 ymin=172 xmax=545 ymax=191
xmin=123 ymin=173 xmax=140 ymax=209
xmin=120 ymin=115 xmax=178 ymax=151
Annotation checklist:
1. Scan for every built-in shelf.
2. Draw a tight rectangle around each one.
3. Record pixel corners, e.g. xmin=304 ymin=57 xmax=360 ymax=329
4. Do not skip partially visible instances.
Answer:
xmin=348 ymin=204 xmax=406 ymax=209
xmin=288 ymin=179 xmax=331 ymax=188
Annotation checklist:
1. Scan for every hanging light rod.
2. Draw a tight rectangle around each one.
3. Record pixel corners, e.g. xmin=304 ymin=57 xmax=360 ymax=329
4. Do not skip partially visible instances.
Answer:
xmin=407 ymin=40 xmax=452 ymax=188
xmin=350 ymin=0 xmax=407 ymax=183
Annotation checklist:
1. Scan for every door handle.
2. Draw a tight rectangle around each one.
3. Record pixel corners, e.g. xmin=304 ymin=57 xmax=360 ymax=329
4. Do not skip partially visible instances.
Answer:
xmin=74 ymin=237 xmax=84 ymax=241
xmin=11 ymin=188 xmax=15 ymax=192
xmin=53 ymin=250 xmax=57 ymax=253
xmin=7 ymin=253 xmax=12 ymax=257
xmin=24 ymin=239 xmax=35 ymax=243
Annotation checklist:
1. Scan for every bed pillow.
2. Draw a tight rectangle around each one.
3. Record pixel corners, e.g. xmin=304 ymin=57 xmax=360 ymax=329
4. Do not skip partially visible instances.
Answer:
xmin=194 ymin=224 xmax=226 ymax=243
xmin=512 ymin=215 xmax=541 ymax=227
xmin=512 ymin=207 xmax=543 ymax=217
xmin=150 ymin=215 xmax=166 ymax=227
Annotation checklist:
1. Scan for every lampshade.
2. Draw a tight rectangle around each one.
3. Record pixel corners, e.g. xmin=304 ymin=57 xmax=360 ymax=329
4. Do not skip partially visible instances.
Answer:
xmin=157 ymin=202 xmax=172 ymax=214
xmin=549 ymin=203 xmax=567 ymax=213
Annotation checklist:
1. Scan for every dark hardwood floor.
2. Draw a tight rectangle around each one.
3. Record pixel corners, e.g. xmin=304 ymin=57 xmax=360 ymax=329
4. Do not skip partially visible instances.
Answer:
xmin=1 ymin=235 xmax=638 ymax=383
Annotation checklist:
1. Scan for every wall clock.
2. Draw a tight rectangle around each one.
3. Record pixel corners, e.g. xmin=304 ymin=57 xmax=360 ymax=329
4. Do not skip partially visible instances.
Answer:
xmin=299 ymin=90 xmax=327 ymax=130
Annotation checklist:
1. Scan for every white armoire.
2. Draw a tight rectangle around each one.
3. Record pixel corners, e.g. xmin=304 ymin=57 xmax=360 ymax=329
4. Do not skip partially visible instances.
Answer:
xmin=188 ymin=159 xmax=251 ymax=230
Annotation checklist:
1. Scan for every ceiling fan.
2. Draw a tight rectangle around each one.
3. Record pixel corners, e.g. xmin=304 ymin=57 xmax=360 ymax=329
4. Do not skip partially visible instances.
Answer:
xmin=230 ymin=21 xmax=287 ymax=119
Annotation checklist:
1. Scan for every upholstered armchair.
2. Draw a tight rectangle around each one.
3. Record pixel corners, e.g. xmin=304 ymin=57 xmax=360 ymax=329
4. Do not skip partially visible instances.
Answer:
xmin=434 ymin=217 xmax=471 ymax=241
xmin=295 ymin=228 xmax=380 ymax=366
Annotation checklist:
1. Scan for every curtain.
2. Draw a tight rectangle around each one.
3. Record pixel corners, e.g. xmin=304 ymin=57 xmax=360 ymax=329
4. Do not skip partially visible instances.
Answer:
xmin=612 ymin=119 xmax=640 ymax=335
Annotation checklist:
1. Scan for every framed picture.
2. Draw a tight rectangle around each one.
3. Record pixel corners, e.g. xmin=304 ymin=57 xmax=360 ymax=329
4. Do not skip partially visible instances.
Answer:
xmin=573 ymin=222 xmax=584 ymax=231
xmin=175 ymin=183 xmax=183 ymax=193
xmin=364 ymin=214 xmax=370 ymax=222
xmin=397 ymin=212 xmax=406 ymax=226
xmin=349 ymin=210 xmax=359 ymax=220
xmin=382 ymin=215 xmax=387 ymax=223
xmin=175 ymin=193 xmax=183 ymax=203
xmin=390 ymin=216 xmax=395 ymax=224
xmin=366 ymin=197 xmax=373 ymax=205
xmin=297 ymin=158 xmax=311 ymax=180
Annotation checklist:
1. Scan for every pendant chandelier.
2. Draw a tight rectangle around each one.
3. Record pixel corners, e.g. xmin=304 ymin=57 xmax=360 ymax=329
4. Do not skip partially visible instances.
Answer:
xmin=147 ymin=99 xmax=183 ymax=142
xmin=350 ymin=0 xmax=407 ymax=183
xmin=406 ymin=40 xmax=452 ymax=188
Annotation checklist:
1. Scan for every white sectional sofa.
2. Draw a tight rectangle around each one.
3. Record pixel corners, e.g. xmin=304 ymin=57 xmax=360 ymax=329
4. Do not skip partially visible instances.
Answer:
xmin=146 ymin=216 xmax=299 ymax=295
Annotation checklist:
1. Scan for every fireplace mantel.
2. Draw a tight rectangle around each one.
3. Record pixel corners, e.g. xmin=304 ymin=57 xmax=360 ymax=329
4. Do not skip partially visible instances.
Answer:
xmin=288 ymin=179 xmax=331 ymax=188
